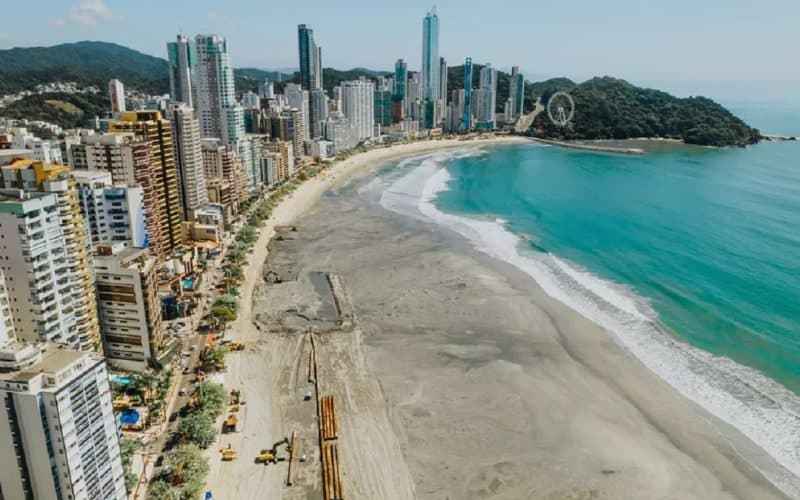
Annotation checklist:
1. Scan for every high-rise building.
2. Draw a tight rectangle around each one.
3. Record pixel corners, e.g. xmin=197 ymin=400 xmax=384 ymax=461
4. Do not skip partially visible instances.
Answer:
xmin=298 ymin=24 xmax=321 ymax=92
xmin=194 ymin=35 xmax=244 ymax=145
xmin=462 ymin=57 xmax=474 ymax=130
xmin=110 ymin=112 xmax=184 ymax=259
xmin=285 ymin=84 xmax=310 ymax=142
xmin=298 ymin=24 xmax=323 ymax=145
xmin=202 ymin=138 xmax=243 ymax=220
xmin=0 ymin=343 xmax=126 ymax=499
xmin=1 ymin=160 xmax=101 ymax=352
xmin=0 ymin=190 xmax=81 ymax=348
xmin=258 ymin=79 xmax=275 ymax=99
xmin=310 ymin=89 xmax=329 ymax=139
xmin=94 ymin=243 xmax=164 ymax=371
xmin=83 ymin=133 xmax=164 ymax=256
xmin=421 ymin=7 xmax=441 ymax=101
xmin=439 ymin=57 xmax=448 ymax=105
xmin=0 ymin=271 xmax=16 ymax=345
xmin=479 ymin=64 xmax=498 ymax=129
xmin=167 ymin=34 xmax=196 ymax=105
xmin=241 ymin=91 xmax=261 ymax=110
xmin=510 ymin=65 xmax=525 ymax=120
xmin=263 ymin=141 xmax=295 ymax=181
xmin=374 ymin=89 xmax=393 ymax=127
xmin=109 ymin=79 xmax=126 ymax=113
xmin=393 ymin=59 xmax=408 ymax=122
xmin=341 ymin=79 xmax=375 ymax=142
xmin=73 ymin=169 xmax=148 ymax=248
xmin=315 ymin=46 xmax=324 ymax=90
xmin=168 ymin=104 xmax=208 ymax=218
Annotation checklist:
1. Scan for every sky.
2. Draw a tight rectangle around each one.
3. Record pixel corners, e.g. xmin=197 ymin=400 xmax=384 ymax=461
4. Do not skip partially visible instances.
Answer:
xmin=2 ymin=0 xmax=800 ymax=100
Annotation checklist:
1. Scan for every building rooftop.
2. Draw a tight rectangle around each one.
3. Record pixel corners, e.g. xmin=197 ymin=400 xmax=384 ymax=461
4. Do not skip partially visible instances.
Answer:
xmin=0 ymin=149 xmax=34 ymax=166
xmin=0 ymin=344 xmax=93 ymax=383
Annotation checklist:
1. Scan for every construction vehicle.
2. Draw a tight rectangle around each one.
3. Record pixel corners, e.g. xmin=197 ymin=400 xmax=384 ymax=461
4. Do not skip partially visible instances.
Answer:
xmin=230 ymin=389 xmax=245 ymax=406
xmin=220 ymin=445 xmax=237 ymax=461
xmin=228 ymin=341 xmax=245 ymax=352
xmin=222 ymin=414 xmax=238 ymax=433
xmin=255 ymin=449 xmax=276 ymax=464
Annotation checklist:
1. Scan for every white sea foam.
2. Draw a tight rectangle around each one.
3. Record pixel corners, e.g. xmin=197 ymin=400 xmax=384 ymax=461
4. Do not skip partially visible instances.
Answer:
xmin=379 ymin=151 xmax=800 ymax=498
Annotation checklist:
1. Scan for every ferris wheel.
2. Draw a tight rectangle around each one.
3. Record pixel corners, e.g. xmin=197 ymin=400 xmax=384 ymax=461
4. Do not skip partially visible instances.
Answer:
xmin=546 ymin=91 xmax=575 ymax=128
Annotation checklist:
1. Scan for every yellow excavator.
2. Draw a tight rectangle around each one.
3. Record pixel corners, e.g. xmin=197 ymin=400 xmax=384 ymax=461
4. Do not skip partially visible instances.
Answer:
xmin=222 ymin=414 xmax=238 ymax=433
xmin=255 ymin=449 xmax=275 ymax=464
xmin=255 ymin=437 xmax=290 ymax=465
xmin=220 ymin=444 xmax=237 ymax=461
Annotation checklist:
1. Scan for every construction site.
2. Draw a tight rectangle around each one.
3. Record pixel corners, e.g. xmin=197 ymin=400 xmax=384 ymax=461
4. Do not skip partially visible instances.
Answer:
xmin=203 ymin=224 xmax=415 ymax=500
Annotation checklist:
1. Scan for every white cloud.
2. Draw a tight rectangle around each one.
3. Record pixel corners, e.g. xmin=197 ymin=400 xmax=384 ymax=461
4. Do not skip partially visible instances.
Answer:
xmin=50 ymin=19 xmax=67 ymax=27
xmin=67 ymin=0 xmax=114 ymax=26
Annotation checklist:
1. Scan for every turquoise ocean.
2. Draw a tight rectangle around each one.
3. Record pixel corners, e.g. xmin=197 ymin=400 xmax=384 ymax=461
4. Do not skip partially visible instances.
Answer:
xmin=379 ymin=102 xmax=800 ymax=494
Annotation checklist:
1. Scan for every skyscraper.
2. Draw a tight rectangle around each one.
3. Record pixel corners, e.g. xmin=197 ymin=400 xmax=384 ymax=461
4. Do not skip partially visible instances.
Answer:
xmin=298 ymin=25 xmax=323 ymax=142
xmin=510 ymin=66 xmax=525 ymax=120
xmin=421 ymin=7 xmax=441 ymax=101
xmin=315 ymin=46 xmax=324 ymax=90
xmin=168 ymin=103 xmax=208 ymax=218
xmin=462 ymin=57 xmax=473 ymax=130
xmin=479 ymin=64 xmax=498 ymax=129
xmin=194 ymin=34 xmax=244 ymax=145
xmin=341 ymin=79 xmax=375 ymax=142
xmin=394 ymin=59 xmax=408 ymax=102
xmin=298 ymin=24 xmax=319 ymax=92
xmin=109 ymin=79 xmax=126 ymax=113
xmin=310 ymin=88 xmax=329 ymax=138
xmin=439 ymin=57 xmax=448 ymax=104
xmin=167 ymin=34 xmax=195 ymax=105
xmin=110 ymin=111 xmax=185 ymax=259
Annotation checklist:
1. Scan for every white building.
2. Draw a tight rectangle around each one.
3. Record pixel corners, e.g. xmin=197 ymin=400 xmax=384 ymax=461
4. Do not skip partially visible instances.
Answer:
xmin=10 ymin=129 xmax=63 ymax=164
xmin=479 ymin=64 xmax=498 ymax=129
xmin=194 ymin=34 xmax=244 ymax=145
xmin=168 ymin=104 xmax=208 ymax=217
xmin=341 ymin=79 xmax=375 ymax=142
xmin=241 ymin=91 xmax=261 ymax=110
xmin=94 ymin=244 xmax=163 ymax=371
xmin=0 ymin=344 xmax=126 ymax=500
xmin=310 ymin=89 xmax=329 ymax=139
xmin=73 ymin=169 xmax=147 ymax=248
xmin=108 ymin=79 xmax=126 ymax=113
xmin=325 ymin=111 xmax=359 ymax=154
xmin=284 ymin=84 xmax=310 ymax=141
xmin=258 ymin=79 xmax=275 ymax=99
xmin=0 ymin=190 xmax=81 ymax=348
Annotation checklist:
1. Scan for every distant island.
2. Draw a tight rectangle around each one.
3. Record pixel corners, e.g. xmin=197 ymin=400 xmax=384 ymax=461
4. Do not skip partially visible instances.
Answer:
xmin=0 ymin=41 xmax=761 ymax=147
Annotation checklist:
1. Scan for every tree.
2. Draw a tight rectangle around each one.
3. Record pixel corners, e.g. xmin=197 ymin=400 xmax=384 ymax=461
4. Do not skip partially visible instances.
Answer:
xmin=210 ymin=305 xmax=236 ymax=323
xmin=163 ymin=444 xmax=209 ymax=492
xmin=120 ymin=437 xmax=141 ymax=492
xmin=178 ymin=411 xmax=217 ymax=448
xmin=194 ymin=381 xmax=227 ymax=417
xmin=147 ymin=479 xmax=179 ymax=500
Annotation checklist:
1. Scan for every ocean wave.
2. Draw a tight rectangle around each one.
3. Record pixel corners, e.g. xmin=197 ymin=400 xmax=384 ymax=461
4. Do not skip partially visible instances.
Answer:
xmin=379 ymin=153 xmax=800 ymax=498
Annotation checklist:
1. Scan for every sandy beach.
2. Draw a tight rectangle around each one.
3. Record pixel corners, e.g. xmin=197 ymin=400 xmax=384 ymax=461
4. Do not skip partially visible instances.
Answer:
xmin=206 ymin=136 xmax=794 ymax=500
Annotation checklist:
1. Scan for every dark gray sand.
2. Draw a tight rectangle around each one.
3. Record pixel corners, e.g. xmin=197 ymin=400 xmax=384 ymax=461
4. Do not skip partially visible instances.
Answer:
xmin=259 ymin=157 xmax=792 ymax=500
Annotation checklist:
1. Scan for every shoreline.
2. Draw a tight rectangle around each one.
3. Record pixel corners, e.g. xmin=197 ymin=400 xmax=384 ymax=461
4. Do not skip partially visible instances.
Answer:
xmin=206 ymin=136 xmax=796 ymax=499
xmin=247 ymin=141 xmax=795 ymax=499
xmin=379 ymin=152 xmax=800 ymax=498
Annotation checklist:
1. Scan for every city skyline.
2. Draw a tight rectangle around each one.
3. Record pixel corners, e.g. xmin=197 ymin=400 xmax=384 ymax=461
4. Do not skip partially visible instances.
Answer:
xmin=2 ymin=1 xmax=799 ymax=97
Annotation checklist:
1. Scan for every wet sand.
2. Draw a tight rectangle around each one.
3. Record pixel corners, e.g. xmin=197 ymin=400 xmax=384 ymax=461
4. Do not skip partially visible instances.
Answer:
xmin=264 ymin=148 xmax=793 ymax=499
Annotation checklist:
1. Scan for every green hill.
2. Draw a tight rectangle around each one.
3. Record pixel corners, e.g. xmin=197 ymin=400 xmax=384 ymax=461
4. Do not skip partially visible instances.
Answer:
xmin=0 ymin=41 xmax=170 ymax=95
xmin=530 ymin=77 xmax=760 ymax=147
